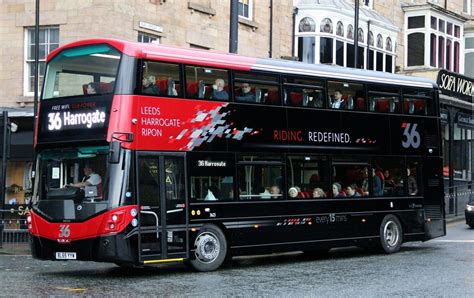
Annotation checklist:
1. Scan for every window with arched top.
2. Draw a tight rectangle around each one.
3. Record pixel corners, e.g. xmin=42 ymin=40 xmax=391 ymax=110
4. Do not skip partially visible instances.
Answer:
xmin=358 ymin=28 xmax=364 ymax=43
xmin=368 ymin=31 xmax=374 ymax=46
xmin=386 ymin=37 xmax=392 ymax=51
xmin=320 ymin=18 xmax=333 ymax=33
xmin=336 ymin=21 xmax=344 ymax=37
xmin=377 ymin=34 xmax=383 ymax=48
xmin=347 ymin=24 xmax=354 ymax=39
xmin=299 ymin=17 xmax=316 ymax=32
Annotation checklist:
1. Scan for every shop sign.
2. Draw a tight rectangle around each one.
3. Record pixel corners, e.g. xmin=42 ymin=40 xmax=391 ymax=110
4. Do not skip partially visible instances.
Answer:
xmin=456 ymin=112 xmax=474 ymax=130
xmin=440 ymin=108 xmax=449 ymax=124
xmin=437 ymin=70 xmax=474 ymax=103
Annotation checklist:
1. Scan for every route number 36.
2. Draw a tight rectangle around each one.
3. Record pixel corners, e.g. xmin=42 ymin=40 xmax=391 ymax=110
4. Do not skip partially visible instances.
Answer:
xmin=402 ymin=123 xmax=420 ymax=149
xmin=48 ymin=112 xmax=62 ymax=131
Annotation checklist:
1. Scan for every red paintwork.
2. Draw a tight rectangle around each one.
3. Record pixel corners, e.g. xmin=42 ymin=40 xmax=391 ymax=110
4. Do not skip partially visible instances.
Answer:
xmin=29 ymin=205 xmax=138 ymax=241
xmin=47 ymin=38 xmax=256 ymax=71
xmin=107 ymin=95 xmax=226 ymax=151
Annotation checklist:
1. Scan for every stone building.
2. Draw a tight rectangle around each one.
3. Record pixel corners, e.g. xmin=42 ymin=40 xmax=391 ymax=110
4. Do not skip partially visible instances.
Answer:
xmin=294 ymin=0 xmax=474 ymax=210
xmin=0 ymin=0 xmax=293 ymax=218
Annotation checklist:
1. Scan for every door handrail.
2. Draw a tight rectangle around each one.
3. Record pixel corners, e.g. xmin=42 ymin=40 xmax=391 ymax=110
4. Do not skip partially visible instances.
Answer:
xmin=140 ymin=210 xmax=159 ymax=238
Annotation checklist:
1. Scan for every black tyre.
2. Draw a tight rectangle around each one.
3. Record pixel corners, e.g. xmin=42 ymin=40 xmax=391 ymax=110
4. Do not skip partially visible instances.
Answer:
xmin=379 ymin=214 xmax=403 ymax=254
xmin=469 ymin=224 xmax=474 ymax=229
xmin=190 ymin=224 xmax=227 ymax=272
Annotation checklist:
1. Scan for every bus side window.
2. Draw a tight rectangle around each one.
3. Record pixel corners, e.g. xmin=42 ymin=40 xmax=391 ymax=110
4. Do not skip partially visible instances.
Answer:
xmin=185 ymin=66 xmax=229 ymax=101
xmin=188 ymin=153 xmax=235 ymax=202
xmin=140 ymin=61 xmax=181 ymax=97
xmin=237 ymin=155 xmax=284 ymax=200
xmin=234 ymin=71 xmax=280 ymax=105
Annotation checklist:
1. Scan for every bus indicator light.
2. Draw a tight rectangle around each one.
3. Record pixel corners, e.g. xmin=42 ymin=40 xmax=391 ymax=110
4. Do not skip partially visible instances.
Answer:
xmin=361 ymin=219 xmax=366 ymax=223
xmin=254 ymin=224 xmax=259 ymax=228
xmin=196 ymin=210 xmax=201 ymax=216
xmin=191 ymin=210 xmax=196 ymax=216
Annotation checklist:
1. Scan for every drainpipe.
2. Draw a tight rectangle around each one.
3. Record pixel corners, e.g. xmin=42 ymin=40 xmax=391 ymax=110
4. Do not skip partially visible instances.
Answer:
xmin=229 ymin=0 xmax=238 ymax=53
xmin=269 ymin=0 xmax=273 ymax=58
xmin=292 ymin=7 xmax=298 ymax=57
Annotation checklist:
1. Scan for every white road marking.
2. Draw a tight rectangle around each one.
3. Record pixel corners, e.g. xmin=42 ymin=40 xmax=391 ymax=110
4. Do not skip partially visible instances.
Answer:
xmin=434 ymin=240 xmax=474 ymax=243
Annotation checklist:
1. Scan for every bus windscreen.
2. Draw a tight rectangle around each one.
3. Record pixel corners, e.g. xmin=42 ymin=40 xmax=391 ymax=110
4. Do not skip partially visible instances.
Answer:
xmin=42 ymin=44 xmax=121 ymax=99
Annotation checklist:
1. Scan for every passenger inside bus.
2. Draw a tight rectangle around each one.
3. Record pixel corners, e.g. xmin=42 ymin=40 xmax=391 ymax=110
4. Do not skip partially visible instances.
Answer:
xmin=331 ymin=90 xmax=346 ymax=109
xmin=86 ymin=82 xmax=98 ymax=95
xmin=270 ymin=185 xmax=281 ymax=199
xmin=407 ymin=167 xmax=418 ymax=196
xmin=142 ymin=74 xmax=160 ymax=95
xmin=346 ymin=184 xmax=361 ymax=197
xmin=312 ymin=187 xmax=325 ymax=198
xmin=235 ymin=83 xmax=256 ymax=102
xmin=209 ymin=78 xmax=229 ymax=100
xmin=332 ymin=182 xmax=345 ymax=198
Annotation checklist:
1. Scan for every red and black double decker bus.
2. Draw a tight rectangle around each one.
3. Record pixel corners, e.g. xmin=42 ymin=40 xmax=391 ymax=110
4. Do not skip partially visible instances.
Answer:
xmin=29 ymin=39 xmax=445 ymax=271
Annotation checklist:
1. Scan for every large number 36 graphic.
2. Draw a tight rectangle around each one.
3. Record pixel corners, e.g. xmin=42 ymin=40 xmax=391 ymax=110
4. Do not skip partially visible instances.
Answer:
xmin=402 ymin=123 xmax=421 ymax=149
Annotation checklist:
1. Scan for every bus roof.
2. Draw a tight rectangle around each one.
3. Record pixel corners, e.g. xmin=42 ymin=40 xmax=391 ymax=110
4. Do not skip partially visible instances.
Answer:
xmin=48 ymin=38 xmax=437 ymax=89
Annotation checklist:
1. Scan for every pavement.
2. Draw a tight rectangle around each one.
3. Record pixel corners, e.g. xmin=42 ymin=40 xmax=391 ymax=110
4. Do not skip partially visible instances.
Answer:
xmin=0 ymin=215 xmax=466 ymax=256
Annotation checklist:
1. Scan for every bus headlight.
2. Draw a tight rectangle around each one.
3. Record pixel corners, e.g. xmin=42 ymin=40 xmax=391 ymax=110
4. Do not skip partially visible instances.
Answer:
xmin=466 ymin=204 xmax=474 ymax=212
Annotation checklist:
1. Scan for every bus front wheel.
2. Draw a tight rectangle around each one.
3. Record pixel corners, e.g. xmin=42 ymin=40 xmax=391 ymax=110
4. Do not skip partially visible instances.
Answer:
xmin=190 ymin=224 xmax=227 ymax=272
xmin=379 ymin=214 xmax=403 ymax=254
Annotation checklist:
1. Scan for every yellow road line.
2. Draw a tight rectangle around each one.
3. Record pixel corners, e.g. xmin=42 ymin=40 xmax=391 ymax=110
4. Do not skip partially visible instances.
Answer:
xmin=143 ymin=258 xmax=184 ymax=264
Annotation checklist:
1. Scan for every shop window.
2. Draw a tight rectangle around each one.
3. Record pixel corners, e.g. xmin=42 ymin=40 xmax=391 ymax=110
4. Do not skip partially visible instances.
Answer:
xmin=320 ymin=18 xmax=333 ymax=33
xmin=407 ymin=33 xmax=425 ymax=66
xmin=376 ymin=34 xmax=383 ymax=48
xmin=298 ymin=37 xmax=315 ymax=64
xmin=140 ymin=61 xmax=181 ymax=97
xmin=408 ymin=16 xmax=425 ymax=29
xmin=431 ymin=16 xmax=437 ymax=30
xmin=189 ymin=153 xmax=235 ymax=201
xmin=320 ymin=37 xmax=333 ymax=64
xmin=368 ymin=31 xmax=374 ymax=46
xmin=299 ymin=17 xmax=316 ymax=32
xmin=327 ymin=81 xmax=365 ymax=111
xmin=347 ymin=25 xmax=354 ymax=40
xmin=386 ymin=37 xmax=392 ymax=52
xmin=438 ymin=36 xmax=445 ymax=68
xmin=385 ymin=55 xmax=393 ymax=73
xmin=336 ymin=40 xmax=344 ymax=66
xmin=376 ymin=52 xmax=383 ymax=71
xmin=185 ymin=66 xmax=229 ymax=100
xmin=4 ymin=161 xmax=34 ymax=205
xmin=237 ymin=155 xmax=284 ymax=200
xmin=358 ymin=28 xmax=364 ymax=44
xmin=430 ymin=34 xmax=437 ymax=67
xmin=346 ymin=43 xmax=355 ymax=68
xmin=287 ymin=156 xmax=329 ymax=199
xmin=336 ymin=21 xmax=344 ymax=37
xmin=368 ymin=49 xmax=374 ymax=70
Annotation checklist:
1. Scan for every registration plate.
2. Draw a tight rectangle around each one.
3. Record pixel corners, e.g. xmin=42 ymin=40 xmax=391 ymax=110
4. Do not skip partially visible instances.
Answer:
xmin=55 ymin=252 xmax=77 ymax=260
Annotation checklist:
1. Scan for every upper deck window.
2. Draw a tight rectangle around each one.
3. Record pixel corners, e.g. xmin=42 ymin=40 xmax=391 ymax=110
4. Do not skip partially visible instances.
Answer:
xmin=42 ymin=44 xmax=121 ymax=100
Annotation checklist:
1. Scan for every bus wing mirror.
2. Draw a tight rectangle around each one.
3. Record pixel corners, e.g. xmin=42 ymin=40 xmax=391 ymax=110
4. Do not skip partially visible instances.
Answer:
xmin=108 ymin=141 xmax=121 ymax=164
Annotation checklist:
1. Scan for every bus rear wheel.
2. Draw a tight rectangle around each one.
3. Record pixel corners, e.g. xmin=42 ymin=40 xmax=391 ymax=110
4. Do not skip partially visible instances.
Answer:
xmin=379 ymin=214 xmax=403 ymax=254
xmin=190 ymin=224 xmax=227 ymax=272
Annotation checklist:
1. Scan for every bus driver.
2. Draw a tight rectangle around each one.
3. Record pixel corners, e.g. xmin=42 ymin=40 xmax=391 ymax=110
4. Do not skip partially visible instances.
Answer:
xmin=69 ymin=164 xmax=102 ymax=189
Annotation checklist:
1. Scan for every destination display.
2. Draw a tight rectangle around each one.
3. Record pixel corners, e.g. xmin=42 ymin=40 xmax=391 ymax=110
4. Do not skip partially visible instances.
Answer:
xmin=37 ymin=95 xmax=112 ymax=144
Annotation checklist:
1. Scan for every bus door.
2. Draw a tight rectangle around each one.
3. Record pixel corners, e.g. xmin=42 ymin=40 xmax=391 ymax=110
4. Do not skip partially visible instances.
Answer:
xmin=421 ymin=157 xmax=445 ymax=239
xmin=136 ymin=152 xmax=188 ymax=262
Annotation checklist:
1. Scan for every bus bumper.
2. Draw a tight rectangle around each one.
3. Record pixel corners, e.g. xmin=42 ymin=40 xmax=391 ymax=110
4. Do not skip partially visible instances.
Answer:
xmin=30 ymin=233 xmax=137 ymax=264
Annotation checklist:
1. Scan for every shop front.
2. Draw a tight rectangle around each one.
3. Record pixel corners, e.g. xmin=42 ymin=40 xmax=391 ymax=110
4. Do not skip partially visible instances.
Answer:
xmin=437 ymin=70 xmax=474 ymax=214
xmin=0 ymin=108 xmax=34 ymax=232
